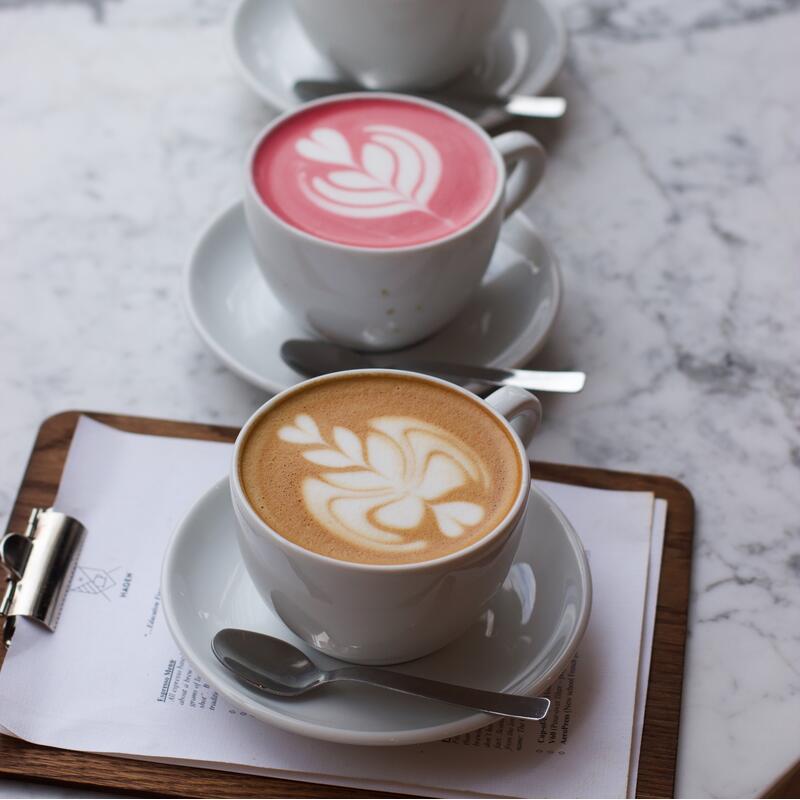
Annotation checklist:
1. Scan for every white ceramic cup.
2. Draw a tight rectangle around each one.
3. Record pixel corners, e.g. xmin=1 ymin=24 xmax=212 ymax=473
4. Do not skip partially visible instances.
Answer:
xmin=291 ymin=0 xmax=508 ymax=90
xmin=230 ymin=369 xmax=542 ymax=665
xmin=244 ymin=92 xmax=546 ymax=352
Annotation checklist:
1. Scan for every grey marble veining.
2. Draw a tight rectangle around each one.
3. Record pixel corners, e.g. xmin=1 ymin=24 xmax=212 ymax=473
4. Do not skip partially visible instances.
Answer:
xmin=0 ymin=1 xmax=798 ymax=797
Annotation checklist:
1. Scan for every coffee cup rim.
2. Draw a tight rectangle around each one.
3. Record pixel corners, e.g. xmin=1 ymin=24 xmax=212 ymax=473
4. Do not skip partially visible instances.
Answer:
xmin=231 ymin=369 xmax=532 ymax=573
xmin=244 ymin=92 xmax=507 ymax=255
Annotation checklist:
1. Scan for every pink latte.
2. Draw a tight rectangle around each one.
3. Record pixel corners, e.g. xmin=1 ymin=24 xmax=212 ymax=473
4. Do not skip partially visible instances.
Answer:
xmin=252 ymin=97 xmax=499 ymax=249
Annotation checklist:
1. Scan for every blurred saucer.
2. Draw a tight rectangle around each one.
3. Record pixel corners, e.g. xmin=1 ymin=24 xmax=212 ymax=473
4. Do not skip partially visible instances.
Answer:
xmin=184 ymin=202 xmax=562 ymax=395
xmin=228 ymin=0 xmax=567 ymax=129
xmin=161 ymin=478 xmax=591 ymax=745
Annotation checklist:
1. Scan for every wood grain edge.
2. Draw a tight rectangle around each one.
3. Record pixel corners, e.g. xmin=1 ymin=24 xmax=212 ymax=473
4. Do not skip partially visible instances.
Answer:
xmin=0 ymin=737 xmax=400 ymax=798
xmin=535 ymin=462 xmax=694 ymax=798
xmin=636 ymin=482 xmax=693 ymax=799
xmin=761 ymin=755 xmax=800 ymax=798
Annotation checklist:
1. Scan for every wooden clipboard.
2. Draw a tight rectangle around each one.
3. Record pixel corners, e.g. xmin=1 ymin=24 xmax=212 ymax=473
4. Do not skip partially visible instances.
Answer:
xmin=0 ymin=411 xmax=694 ymax=798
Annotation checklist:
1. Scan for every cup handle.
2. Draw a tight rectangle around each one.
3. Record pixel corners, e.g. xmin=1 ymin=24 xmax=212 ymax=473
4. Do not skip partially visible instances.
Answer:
xmin=484 ymin=386 xmax=542 ymax=449
xmin=492 ymin=131 xmax=546 ymax=219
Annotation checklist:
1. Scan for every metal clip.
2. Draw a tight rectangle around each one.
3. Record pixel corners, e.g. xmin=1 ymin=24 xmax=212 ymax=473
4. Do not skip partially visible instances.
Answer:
xmin=0 ymin=508 xmax=86 ymax=646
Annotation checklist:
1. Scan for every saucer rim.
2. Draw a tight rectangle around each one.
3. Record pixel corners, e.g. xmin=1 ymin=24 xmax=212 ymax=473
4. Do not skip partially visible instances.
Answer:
xmin=226 ymin=0 xmax=568 ymax=125
xmin=183 ymin=200 xmax=563 ymax=396
xmin=160 ymin=478 xmax=592 ymax=746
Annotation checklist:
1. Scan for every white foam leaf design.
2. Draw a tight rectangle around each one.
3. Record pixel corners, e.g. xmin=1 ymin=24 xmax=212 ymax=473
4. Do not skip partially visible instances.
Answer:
xmin=278 ymin=414 xmax=323 ymax=444
xmin=431 ymin=502 xmax=485 ymax=538
xmin=321 ymin=470 xmax=392 ymax=491
xmin=372 ymin=133 xmax=419 ymax=196
xmin=328 ymin=171 xmax=382 ymax=190
xmin=417 ymin=453 xmax=467 ymax=501
xmin=326 ymin=494 xmax=408 ymax=544
xmin=303 ymin=449 xmax=356 ymax=468
xmin=310 ymin=179 xmax=405 ymax=208
xmin=295 ymin=124 xmax=444 ymax=220
xmin=296 ymin=414 xmax=321 ymax=437
xmin=333 ymin=426 xmax=364 ymax=465
xmin=295 ymin=128 xmax=353 ymax=165
xmin=362 ymin=142 xmax=395 ymax=183
xmin=375 ymin=496 xmax=425 ymax=529
xmin=367 ymin=432 xmax=405 ymax=480
xmin=279 ymin=415 xmax=491 ymax=554
xmin=370 ymin=126 xmax=441 ymax=205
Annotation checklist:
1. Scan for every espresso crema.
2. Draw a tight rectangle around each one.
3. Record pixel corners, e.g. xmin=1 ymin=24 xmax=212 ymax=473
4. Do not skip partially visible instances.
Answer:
xmin=239 ymin=374 xmax=522 ymax=565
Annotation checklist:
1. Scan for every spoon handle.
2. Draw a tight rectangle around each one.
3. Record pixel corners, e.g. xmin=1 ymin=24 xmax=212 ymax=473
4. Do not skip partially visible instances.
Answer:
xmin=293 ymin=80 xmax=567 ymax=119
xmin=379 ymin=358 xmax=586 ymax=393
xmin=331 ymin=666 xmax=550 ymax=720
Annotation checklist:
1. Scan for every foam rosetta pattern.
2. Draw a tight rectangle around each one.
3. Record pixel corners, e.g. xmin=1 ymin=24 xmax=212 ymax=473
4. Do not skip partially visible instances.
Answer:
xmin=278 ymin=413 xmax=490 ymax=554
xmin=252 ymin=97 xmax=499 ymax=248
xmin=295 ymin=125 xmax=443 ymax=220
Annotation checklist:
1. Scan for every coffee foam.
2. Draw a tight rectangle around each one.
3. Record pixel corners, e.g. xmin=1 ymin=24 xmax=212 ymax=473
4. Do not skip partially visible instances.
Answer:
xmin=239 ymin=374 xmax=522 ymax=565
xmin=252 ymin=97 xmax=499 ymax=249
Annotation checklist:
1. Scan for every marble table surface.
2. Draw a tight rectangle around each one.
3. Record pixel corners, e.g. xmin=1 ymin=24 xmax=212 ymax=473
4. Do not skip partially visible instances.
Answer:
xmin=1 ymin=0 xmax=798 ymax=797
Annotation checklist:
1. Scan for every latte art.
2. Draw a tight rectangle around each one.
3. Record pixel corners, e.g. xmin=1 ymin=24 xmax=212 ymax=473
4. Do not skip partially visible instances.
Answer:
xmin=239 ymin=373 xmax=522 ymax=565
xmin=252 ymin=97 xmax=499 ymax=248
xmin=278 ymin=413 xmax=489 ymax=553
xmin=296 ymin=125 xmax=443 ymax=221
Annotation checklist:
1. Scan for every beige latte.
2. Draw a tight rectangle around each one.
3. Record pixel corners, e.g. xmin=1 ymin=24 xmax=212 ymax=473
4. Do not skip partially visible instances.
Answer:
xmin=239 ymin=373 xmax=522 ymax=565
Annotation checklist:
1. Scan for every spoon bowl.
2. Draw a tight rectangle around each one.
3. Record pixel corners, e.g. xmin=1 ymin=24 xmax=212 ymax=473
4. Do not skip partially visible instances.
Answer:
xmin=212 ymin=628 xmax=324 ymax=696
xmin=281 ymin=339 xmax=367 ymax=375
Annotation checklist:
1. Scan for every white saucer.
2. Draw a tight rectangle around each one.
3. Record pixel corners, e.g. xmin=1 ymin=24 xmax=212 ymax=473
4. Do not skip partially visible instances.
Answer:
xmin=184 ymin=202 xmax=562 ymax=395
xmin=161 ymin=479 xmax=591 ymax=745
xmin=227 ymin=0 xmax=568 ymax=129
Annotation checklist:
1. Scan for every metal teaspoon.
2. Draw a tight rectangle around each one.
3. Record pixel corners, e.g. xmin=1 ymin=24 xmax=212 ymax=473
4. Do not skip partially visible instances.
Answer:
xmin=280 ymin=339 xmax=586 ymax=393
xmin=213 ymin=629 xmax=551 ymax=721
xmin=293 ymin=79 xmax=567 ymax=119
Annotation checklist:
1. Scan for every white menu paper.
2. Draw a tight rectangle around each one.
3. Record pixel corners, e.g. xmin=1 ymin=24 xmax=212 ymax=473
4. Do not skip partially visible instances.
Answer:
xmin=0 ymin=418 xmax=667 ymax=798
